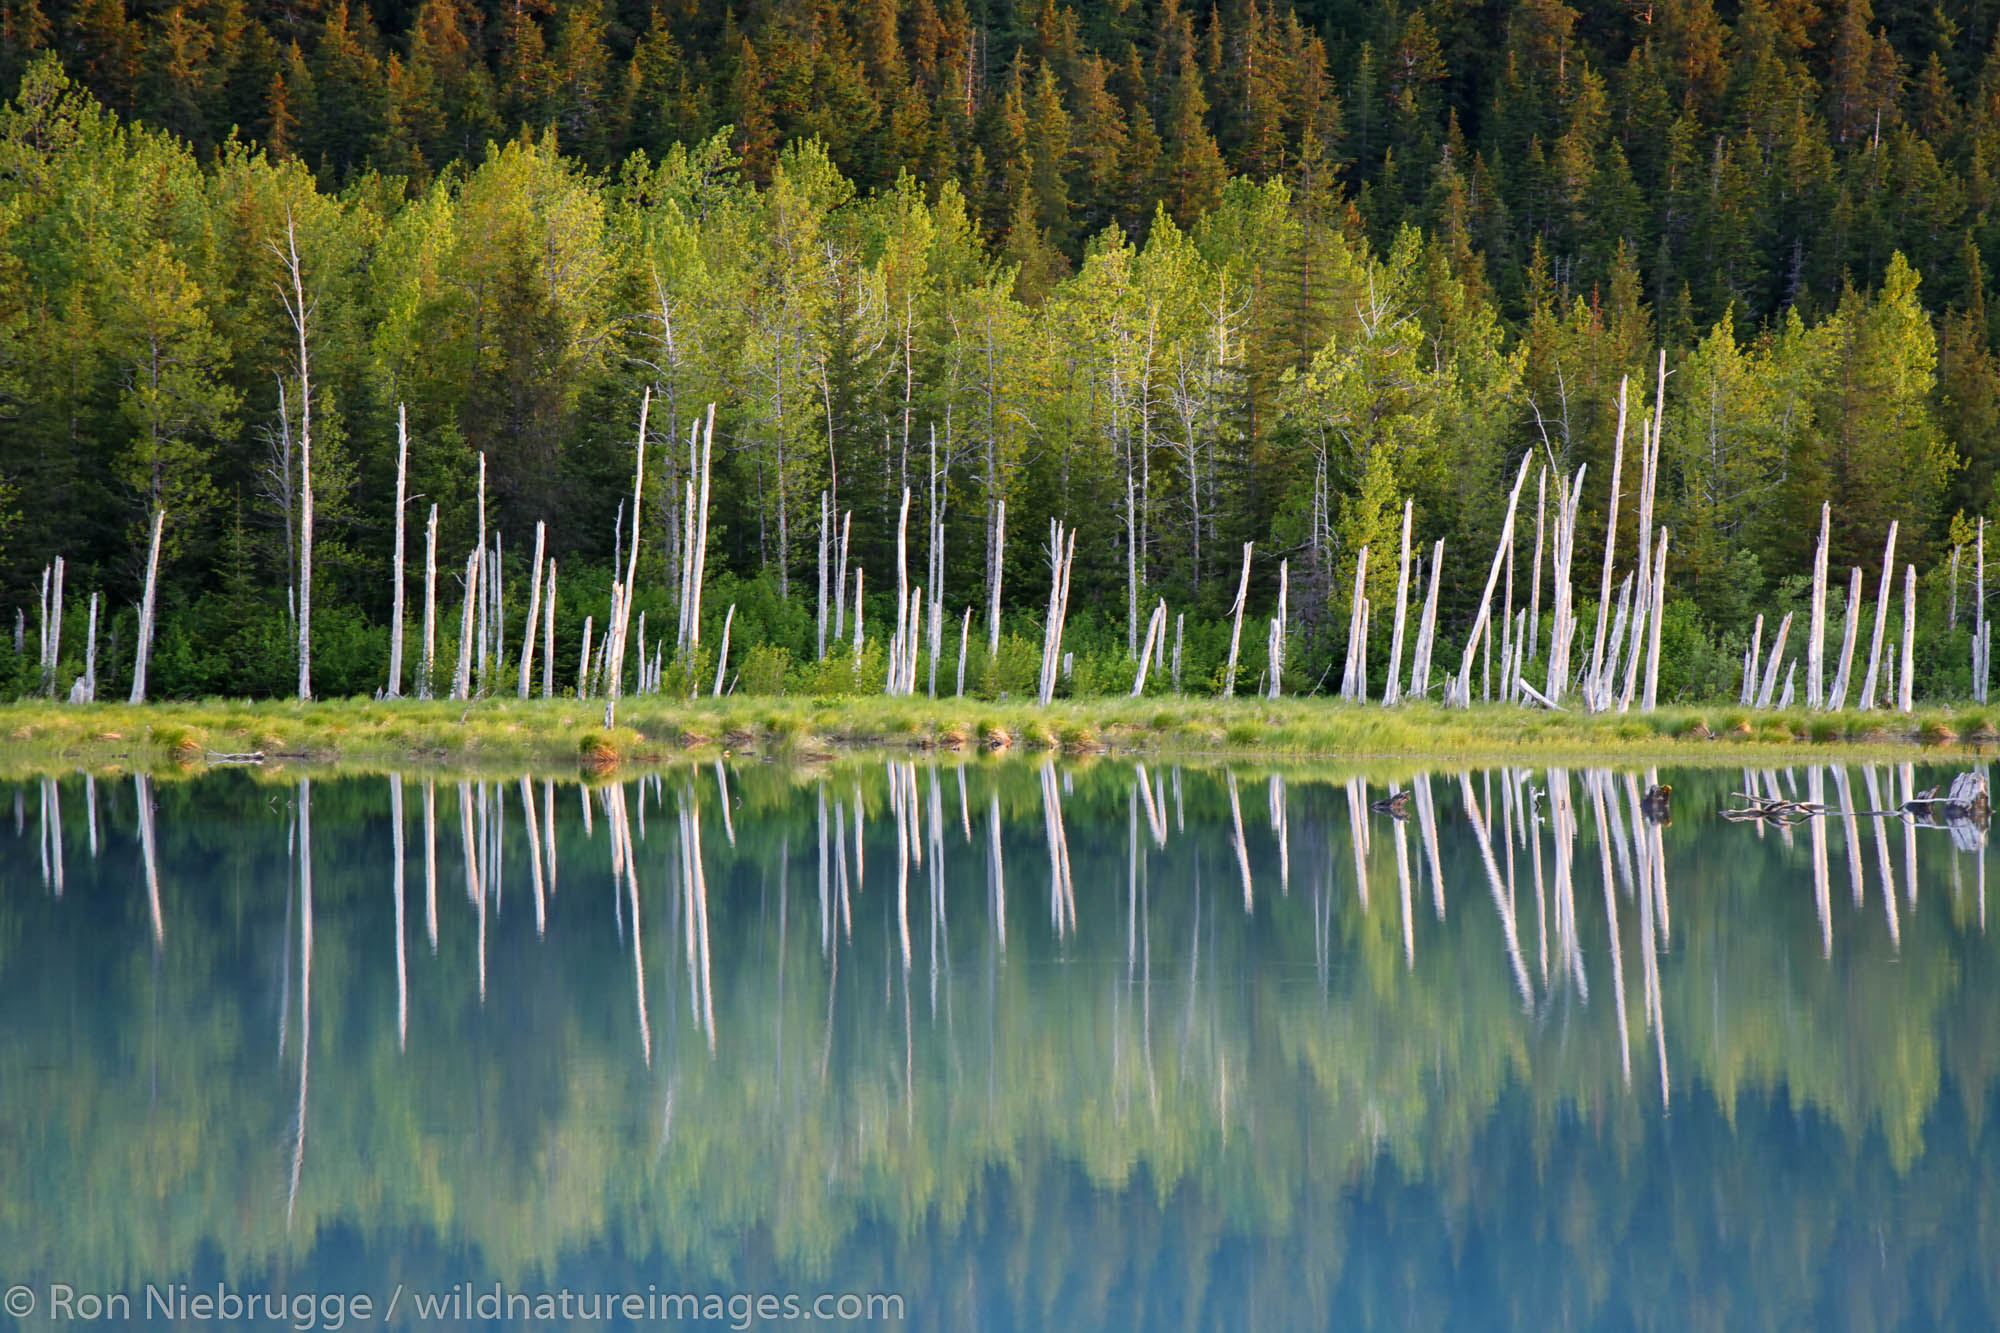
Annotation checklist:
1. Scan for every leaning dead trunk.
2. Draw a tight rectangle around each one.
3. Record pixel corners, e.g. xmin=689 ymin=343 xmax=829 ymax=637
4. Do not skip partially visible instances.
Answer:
xmin=129 ymin=509 xmax=165 ymax=705
xmin=713 ymin=604 xmax=735 ymax=697
xmin=1453 ymin=454 xmax=1533 ymax=707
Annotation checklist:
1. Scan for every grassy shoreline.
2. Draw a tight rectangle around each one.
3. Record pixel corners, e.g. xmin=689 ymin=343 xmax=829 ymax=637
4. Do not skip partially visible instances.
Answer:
xmin=0 ymin=694 xmax=1994 ymax=774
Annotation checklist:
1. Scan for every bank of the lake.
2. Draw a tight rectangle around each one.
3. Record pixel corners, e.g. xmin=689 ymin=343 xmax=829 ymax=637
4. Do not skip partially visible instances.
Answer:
xmin=0 ymin=695 xmax=1995 ymax=774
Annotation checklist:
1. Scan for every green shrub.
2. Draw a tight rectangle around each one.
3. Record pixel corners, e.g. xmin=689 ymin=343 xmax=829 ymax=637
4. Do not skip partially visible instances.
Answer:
xmin=738 ymin=641 xmax=791 ymax=695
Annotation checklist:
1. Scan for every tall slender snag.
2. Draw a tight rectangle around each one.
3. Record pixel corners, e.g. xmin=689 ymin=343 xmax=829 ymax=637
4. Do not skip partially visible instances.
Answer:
xmin=542 ymin=561 xmax=556 ymax=698
xmin=1268 ymin=559 xmax=1288 ymax=698
xmin=45 ymin=556 xmax=62 ymax=698
xmin=1808 ymin=502 xmax=1829 ymax=708
xmin=274 ymin=209 xmax=316 ymax=703
xmin=1900 ymin=564 xmax=1916 ymax=713
xmin=1530 ymin=468 xmax=1547 ymax=669
xmin=988 ymin=499 xmax=1005 ymax=657
xmin=78 ymin=592 xmax=97 ymax=702
xmin=1588 ymin=376 xmax=1629 ymax=708
xmin=386 ymin=406 xmax=410 ymax=697
xmin=817 ymin=491 xmax=829 ymax=660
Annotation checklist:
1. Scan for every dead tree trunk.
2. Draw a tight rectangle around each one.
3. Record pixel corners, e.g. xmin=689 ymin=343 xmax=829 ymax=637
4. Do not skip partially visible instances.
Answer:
xmin=1454 ymin=454 xmax=1533 ymax=707
xmin=518 ymin=521 xmax=545 ymax=698
xmin=129 ymin=509 xmax=165 ymax=705
xmin=1385 ymin=498 xmax=1413 ymax=705
xmin=274 ymin=208 xmax=315 ymax=702
xmin=387 ymin=404 xmax=409 ymax=697
xmin=452 ymin=549 xmax=479 ymax=701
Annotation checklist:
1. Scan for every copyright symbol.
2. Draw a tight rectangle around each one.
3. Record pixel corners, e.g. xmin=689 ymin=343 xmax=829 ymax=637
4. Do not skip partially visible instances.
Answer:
xmin=4 ymin=1285 xmax=34 ymax=1316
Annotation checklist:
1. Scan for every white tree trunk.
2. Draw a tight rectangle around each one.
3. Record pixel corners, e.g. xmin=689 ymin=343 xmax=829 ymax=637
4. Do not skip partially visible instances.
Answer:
xmin=452 ymin=549 xmax=479 ymax=700
xmin=474 ymin=455 xmax=488 ymax=694
xmin=1808 ymin=501 xmax=1829 ymax=708
xmin=1756 ymin=612 xmax=1792 ymax=709
xmin=418 ymin=505 xmax=439 ymax=699
xmin=519 ymin=521 xmax=545 ymax=698
xmin=1268 ymin=559 xmax=1288 ymax=699
xmin=46 ymin=556 xmax=63 ymax=697
xmin=1384 ymin=498 xmax=1413 ymax=705
xmin=1827 ymin=567 xmax=1862 ymax=709
xmin=1899 ymin=564 xmax=1916 ymax=713
xmin=817 ymin=490 xmax=829 ymax=660
xmin=276 ymin=209 xmax=315 ymax=703
xmin=989 ymin=498 xmax=1006 ymax=657
xmin=713 ymin=604 xmax=735 ymax=696
xmin=80 ymin=591 xmax=98 ymax=702
xmin=1588 ymin=376 xmax=1628 ymax=707
xmin=1741 ymin=614 xmax=1763 ymax=706
xmin=1340 ymin=547 xmax=1369 ymax=699
xmin=1413 ymin=539 xmax=1445 ymax=699
xmin=387 ymin=404 xmax=409 ymax=697
xmin=957 ymin=605 xmax=971 ymax=696
xmin=129 ymin=509 xmax=165 ymax=705
xmin=606 ymin=390 xmax=649 ymax=700
xmin=688 ymin=403 xmax=715 ymax=647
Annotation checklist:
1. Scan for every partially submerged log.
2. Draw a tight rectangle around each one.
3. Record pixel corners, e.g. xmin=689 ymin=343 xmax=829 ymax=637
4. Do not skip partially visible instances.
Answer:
xmin=1904 ymin=772 xmax=1991 ymax=828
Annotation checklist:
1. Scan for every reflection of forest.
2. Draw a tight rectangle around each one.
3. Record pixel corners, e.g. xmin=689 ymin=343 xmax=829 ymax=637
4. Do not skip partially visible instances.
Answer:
xmin=2 ymin=760 xmax=1997 ymax=1329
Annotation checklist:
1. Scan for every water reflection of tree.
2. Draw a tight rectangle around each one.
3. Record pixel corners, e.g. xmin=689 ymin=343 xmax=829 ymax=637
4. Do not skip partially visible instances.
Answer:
xmin=0 ymin=761 xmax=1996 ymax=1326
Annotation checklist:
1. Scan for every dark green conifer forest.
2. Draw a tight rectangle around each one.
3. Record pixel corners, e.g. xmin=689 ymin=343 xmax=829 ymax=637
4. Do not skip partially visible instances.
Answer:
xmin=0 ymin=0 xmax=1997 ymax=699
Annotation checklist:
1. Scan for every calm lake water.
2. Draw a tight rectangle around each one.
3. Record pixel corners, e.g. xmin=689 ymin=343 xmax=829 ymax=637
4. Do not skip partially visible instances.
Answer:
xmin=1 ymin=757 xmax=1996 ymax=1330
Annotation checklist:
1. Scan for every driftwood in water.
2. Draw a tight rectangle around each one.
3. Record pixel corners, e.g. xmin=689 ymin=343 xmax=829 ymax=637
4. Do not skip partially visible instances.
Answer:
xmin=1904 ymin=774 xmax=1991 ymax=847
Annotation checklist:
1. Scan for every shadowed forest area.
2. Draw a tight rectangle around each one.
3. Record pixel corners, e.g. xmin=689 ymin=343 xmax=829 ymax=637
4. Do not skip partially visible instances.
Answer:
xmin=2 ymin=0 xmax=2000 ymax=701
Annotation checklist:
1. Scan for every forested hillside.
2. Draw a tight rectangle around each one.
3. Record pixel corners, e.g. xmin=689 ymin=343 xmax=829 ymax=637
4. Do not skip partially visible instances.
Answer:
xmin=0 ymin=0 xmax=1997 ymax=699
